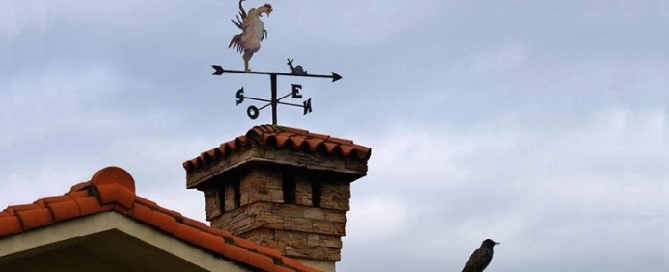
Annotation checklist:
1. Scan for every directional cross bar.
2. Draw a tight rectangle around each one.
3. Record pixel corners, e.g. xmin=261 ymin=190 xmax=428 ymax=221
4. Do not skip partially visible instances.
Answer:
xmin=213 ymin=64 xmax=340 ymax=125
xmin=212 ymin=65 xmax=342 ymax=82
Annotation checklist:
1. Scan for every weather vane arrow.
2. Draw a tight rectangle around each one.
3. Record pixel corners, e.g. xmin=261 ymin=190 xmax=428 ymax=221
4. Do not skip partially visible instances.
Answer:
xmin=211 ymin=65 xmax=342 ymax=82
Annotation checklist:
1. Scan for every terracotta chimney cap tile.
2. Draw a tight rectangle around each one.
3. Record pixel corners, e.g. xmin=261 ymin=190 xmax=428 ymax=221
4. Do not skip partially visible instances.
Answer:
xmin=277 ymin=125 xmax=308 ymax=135
xmin=306 ymin=131 xmax=330 ymax=140
xmin=274 ymin=134 xmax=291 ymax=147
xmin=327 ymin=136 xmax=353 ymax=146
xmin=184 ymin=125 xmax=371 ymax=171
xmin=322 ymin=142 xmax=338 ymax=153
xmin=305 ymin=138 xmax=324 ymax=150
xmin=339 ymin=145 xmax=354 ymax=156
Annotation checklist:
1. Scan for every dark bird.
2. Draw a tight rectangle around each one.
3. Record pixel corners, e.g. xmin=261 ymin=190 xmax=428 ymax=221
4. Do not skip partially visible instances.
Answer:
xmin=461 ymin=239 xmax=499 ymax=272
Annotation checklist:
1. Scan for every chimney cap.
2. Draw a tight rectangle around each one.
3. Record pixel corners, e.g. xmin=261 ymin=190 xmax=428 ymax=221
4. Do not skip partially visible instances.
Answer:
xmin=182 ymin=124 xmax=371 ymax=173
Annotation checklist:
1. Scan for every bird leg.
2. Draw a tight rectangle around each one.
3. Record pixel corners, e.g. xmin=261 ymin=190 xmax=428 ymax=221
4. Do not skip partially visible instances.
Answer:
xmin=243 ymin=53 xmax=251 ymax=72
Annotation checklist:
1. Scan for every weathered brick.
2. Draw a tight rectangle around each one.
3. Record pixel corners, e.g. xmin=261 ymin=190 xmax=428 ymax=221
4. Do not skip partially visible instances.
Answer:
xmin=319 ymin=235 xmax=343 ymax=248
xmin=272 ymin=204 xmax=304 ymax=218
xmin=286 ymin=217 xmax=314 ymax=232
xmin=315 ymin=221 xmax=335 ymax=234
xmin=304 ymin=208 xmax=325 ymax=220
xmin=334 ymin=222 xmax=346 ymax=236
xmin=204 ymin=188 xmax=222 ymax=220
xmin=275 ymin=230 xmax=307 ymax=247
xmin=247 ymin=202 xmax=271 ymax=214
xmin=324 ymin=210 xmax=346 ymax=223
xmin=307 ymin=234 xmax=320 ymax=247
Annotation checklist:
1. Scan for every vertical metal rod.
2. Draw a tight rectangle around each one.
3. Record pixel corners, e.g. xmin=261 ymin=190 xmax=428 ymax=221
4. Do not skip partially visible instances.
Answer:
xmin=270 ymin=73 xmax=277 ymax=125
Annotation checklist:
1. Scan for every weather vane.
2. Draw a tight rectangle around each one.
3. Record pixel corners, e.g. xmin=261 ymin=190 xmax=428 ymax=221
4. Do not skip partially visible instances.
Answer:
xmin=212 ymin=0 xmax=342 ymax=125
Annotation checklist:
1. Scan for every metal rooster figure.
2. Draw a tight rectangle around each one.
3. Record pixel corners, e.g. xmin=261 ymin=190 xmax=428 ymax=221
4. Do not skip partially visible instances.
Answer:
xmin=229 ymin=0 xmax=272 ymax=72
xmin=213 ymin=1 xmax=342 ymax=125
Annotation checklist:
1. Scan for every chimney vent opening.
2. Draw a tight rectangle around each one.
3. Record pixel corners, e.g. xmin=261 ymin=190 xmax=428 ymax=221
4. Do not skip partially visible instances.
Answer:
xmin=311 ymin=180 xmax=321 ymax=207
xmin=283 ymin=174 xmax=296 ymax=204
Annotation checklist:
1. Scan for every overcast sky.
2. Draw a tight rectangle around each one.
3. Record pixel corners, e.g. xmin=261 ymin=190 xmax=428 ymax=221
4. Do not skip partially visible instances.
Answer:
xmin=2 ymin=1 xmax=667 ymax=271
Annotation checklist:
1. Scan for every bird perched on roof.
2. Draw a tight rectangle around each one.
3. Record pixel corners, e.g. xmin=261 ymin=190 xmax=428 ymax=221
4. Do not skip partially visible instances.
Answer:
xmin=461 ymin=239 xmax=499 ymax=272
xmin=229 ymin=0 xmax=273 ymax=72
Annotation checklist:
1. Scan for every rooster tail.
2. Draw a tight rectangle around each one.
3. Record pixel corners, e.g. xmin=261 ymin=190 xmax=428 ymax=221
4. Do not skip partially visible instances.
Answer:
xmin=229 ymin=34 xmax=244 ymax=53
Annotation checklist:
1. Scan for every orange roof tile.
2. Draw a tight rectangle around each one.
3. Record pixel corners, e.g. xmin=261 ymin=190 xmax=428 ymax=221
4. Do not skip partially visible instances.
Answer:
xmin=183 ymin=124 xmax=371 ymax=172
xmin=0 ymin=166 xmax=321 ymax=272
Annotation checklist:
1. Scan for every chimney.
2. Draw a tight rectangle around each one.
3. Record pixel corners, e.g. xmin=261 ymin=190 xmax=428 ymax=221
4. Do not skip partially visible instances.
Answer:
xmin=182 ymin=125 xmax=371 ymax=272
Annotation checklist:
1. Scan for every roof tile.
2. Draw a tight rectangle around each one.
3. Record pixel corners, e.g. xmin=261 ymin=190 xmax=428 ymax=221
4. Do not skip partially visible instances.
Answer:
xmin=42 ymin=196 xmax=72 ymax=204
xmin=130 ymin=202 xmax=152 ymax=223
xmin=15 ymin=208 xmax=53 ymax=230
xmin=174 ymin=224 xmax=204 ymax=245
xmin=91 ymin=166 xmax=135 ymax=192
xmin=226 ymin=245 xmax=251 ymax=264
xmin=149 ymin=210 xmax=178 ymax=234
xmin=322 ymin=142 xmax=338 ymax=153
xmin=0 ymin=166 xmax=323 ymax=272
xmin=305 ymin=138 xmax=323 ymax=150
xmin=0 ymin=211 xmax=12 ymax=218
xmin=0 ymin=216 xmax=22 ymax=236
xmin=47 ymin=200 xmax=82 ymax=222
xmin=233 ymin=236 xmax=259 ymax=251
xmin=8 ymin=203 xmax=41 ymax=213
xmin=69 ymin=181 xmax=90 ymax=193
xmin=275 ymin=135 xmax=290 ymax=147
xmin=66 ymin=190 xmax=90 ymax=199
xmin=198 ymin=232 xmax=227 ymax=254
xmin=272 ymin=266 xmax=296 ymax=272
xmin=183 ymin=124 xmax=371 ymax=172
xmin=94 ymin=183 xmax=135 ymax=209
xmin=248 ymin=252 xmax=276 ymax=272
xmin=73 ymin=196 xmax=102 ymax=215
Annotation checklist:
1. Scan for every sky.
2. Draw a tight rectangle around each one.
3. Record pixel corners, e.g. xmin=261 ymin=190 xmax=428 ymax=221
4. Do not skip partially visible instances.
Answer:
xmin=1 ymin=1 xmax=667 ymax=271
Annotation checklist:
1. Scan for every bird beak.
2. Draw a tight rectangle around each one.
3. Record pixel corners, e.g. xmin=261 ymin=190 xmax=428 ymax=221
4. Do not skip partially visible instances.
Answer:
xmin=495 ymin=242 xmax=500 ymax=245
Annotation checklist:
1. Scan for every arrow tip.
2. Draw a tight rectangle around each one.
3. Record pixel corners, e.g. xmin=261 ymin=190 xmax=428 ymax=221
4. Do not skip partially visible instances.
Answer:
xmin=212 ymin=65 xmax=225 ymax=75
xmin=332 ymin=72 xmax=342 ymax=82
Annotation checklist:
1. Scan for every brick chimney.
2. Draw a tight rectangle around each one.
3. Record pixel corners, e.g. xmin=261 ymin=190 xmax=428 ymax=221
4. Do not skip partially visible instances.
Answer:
xmin=182 ymin=125 xmax=371 ymax=272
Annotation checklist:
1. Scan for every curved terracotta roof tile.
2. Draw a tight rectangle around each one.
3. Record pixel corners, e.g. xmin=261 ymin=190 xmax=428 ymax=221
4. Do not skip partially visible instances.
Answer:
xmin=183 ymin=124 xmax=371 ymax=172
xmin=0 ymin=166 xmax=322 ymax=272
xmin=274 ymin=134 xmax=290 ymax=147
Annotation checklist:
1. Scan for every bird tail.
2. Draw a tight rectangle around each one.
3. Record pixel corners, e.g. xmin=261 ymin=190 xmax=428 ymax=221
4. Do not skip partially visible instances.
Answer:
xmin=229 ymin=34 xmax=243 ymax=53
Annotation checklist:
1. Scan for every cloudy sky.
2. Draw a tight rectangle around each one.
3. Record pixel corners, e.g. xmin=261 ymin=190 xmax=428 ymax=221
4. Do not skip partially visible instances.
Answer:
xmin=2 ymin=1 xmax=667 ymax=271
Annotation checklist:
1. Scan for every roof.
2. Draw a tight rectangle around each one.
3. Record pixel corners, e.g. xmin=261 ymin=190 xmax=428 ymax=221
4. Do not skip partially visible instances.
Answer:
xmin=183 ymin=124 xmax=371 ymax=172
xmin=0 ymin=166 xmax=321 ymax=272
